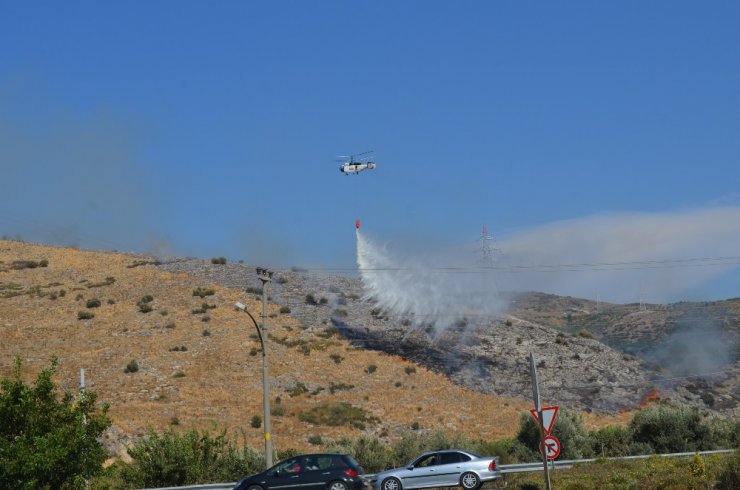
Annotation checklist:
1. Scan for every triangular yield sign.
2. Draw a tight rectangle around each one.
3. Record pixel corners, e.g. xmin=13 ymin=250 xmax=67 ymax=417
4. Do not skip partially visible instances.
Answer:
xmin=529 ymin=406 xmax=559 ymax=435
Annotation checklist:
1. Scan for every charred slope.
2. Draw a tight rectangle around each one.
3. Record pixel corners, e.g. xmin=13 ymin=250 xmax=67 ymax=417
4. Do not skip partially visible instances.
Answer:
xmin=157 ymin=260 xmax=738 ymax=414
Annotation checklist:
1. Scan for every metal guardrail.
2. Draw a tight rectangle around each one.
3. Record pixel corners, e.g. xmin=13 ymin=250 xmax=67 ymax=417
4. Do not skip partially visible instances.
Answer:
xmin=139 ymin=449 xmax=735 ymax=490
xmin=498 ymin=448 xmax=734 ymax=474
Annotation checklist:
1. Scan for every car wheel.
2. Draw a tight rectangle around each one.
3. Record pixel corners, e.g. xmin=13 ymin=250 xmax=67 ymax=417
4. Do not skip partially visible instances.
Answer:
xmin=460 ymin=472 xmax=481 ymax=490
xmin=381 ymin=477 xmax=402 ymax=490
xmin=329 ymin=481 xmax=348 ymax=490
xmin=247 ymin=485 xmax=264 ymax=490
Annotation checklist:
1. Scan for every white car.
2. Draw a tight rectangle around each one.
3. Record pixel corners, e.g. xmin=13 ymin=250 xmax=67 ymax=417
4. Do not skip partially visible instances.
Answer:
xmin=371 ymin=449 xmax=501 ymax=490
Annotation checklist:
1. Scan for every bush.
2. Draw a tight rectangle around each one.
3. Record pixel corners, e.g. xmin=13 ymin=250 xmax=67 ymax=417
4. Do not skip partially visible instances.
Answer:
xmin=404 ymin=365 xmax=416 ymax=375
xmin=324 ymin=434 xmax=391 ymax=473
xmin=716 ymin=448 xmax=740 ymax=489
xmin=125 ymin=359 xmax=140 ymax=373
xmin=0 ymin=356 xmax=111 ymax=488
xmin=287 ymin=382 xmax=309 ymax=397
xmin=330 ymin=353 xmax=343 ymax=364
xmin=139 ymin=302 xmax=153 ymax=313
xmin=590 ymin=425 xmax=632 ymax=457
xmin=517 ymin=407 xmax=593 ymax=460
xmin=118 ymin=428 xmax=265 ymax=487
xmin=202 ymin=329 xmax=211 ymax=337
xmin=140 ymin=295 xmax=154 ymax=303
xmin=86 ymin=298 xmax=102 ymax=308
xmin=193 ymin=287 xmax=215 ymax=298
xmin=280 ymin=306 xmax=291 ymax=314
xmin=307 ymin=435 xmax=323 ymax=446
xmin=251 ymin=415 xmax=262 ymax=428
xmin=366 ymin=364 xmax=377 ymax=374
xmin=629 ymin=404 xmax=720 ymax=453
xmin=77 ymin=311 xmax=94 ymax=320
xmin=211 ymin=257 xmax=227 ymax=264
xmin=298 ymin=402 xmax=379 ymax=428
xmin=305 ymin=293 xmax=317 ymax=305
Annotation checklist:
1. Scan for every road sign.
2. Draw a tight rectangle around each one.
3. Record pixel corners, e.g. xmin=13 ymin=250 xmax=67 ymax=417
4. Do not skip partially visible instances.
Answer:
xmin=540 ymin=435 xmax=561 ymax=460
xmin=530 ymin=406 xmax=559 ymax=435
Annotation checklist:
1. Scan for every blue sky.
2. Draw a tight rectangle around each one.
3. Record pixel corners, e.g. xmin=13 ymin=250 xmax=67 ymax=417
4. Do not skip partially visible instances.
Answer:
xmin=2 ymin=2 xmax=739 ymax=301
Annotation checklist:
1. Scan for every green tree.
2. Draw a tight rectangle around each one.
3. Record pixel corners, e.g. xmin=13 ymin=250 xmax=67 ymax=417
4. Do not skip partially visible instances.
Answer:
xmin=0 ymin=356 xmax=111 ymax=489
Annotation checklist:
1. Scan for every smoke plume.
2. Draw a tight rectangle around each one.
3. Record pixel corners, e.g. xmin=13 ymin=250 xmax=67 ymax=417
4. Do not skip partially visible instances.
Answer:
xmin=356 ymin=207 xmax=740 ymax=330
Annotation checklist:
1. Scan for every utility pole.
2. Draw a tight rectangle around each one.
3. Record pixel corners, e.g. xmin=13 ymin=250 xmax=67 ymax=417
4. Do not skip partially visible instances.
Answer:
xmin=256 ymin=267 xmax=274 ymax=467
xmin=529 ymin=352 xmax=552 ymax=490
xmin=235 ymin=266 xmax=274 ymax=469
xmin=80 ymin=368 xmax=87 ymax=426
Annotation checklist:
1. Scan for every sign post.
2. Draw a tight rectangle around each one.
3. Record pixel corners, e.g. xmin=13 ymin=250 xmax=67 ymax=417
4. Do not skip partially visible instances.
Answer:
xmin=529 ymin=352 xmax=551 ymax=490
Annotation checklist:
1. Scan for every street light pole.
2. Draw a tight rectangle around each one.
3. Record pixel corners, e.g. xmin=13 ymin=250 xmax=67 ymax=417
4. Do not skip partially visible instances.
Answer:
xmin=256 ymin=267 xmax=274 ymax=468
xmin=235 ymin=266 xmax=274 ymax=469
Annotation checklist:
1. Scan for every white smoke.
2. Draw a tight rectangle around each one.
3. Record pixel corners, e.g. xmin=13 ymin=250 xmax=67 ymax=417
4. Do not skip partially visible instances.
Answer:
xmin=356 ymin=207 xmax=740 ymax=329
xmin=356 ymin=229 xmax=506 ymax=332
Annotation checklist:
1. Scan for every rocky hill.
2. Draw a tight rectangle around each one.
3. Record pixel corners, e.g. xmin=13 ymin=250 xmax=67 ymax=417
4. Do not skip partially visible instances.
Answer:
xmin=2 ymin=240 xmax=736 ymax=460
xmin=157 ymin=258 xmax=740 ymax=415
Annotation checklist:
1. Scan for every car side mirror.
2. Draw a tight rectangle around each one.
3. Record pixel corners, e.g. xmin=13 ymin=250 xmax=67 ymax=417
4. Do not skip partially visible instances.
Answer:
xmin=274 ymin=469 xmax=282 ymax=477
xmin=406 ymin=466 xmax=414 ymax=471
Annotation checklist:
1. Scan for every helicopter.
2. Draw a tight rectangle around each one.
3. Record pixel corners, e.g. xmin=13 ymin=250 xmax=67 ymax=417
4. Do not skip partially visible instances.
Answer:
xmin=338 ymin=150 xmax=377 ymax=174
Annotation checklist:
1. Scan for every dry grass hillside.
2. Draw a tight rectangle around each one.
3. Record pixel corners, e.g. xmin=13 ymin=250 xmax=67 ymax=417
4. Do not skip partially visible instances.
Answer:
xmin=0 ymin=240 xmax=629 ymax=458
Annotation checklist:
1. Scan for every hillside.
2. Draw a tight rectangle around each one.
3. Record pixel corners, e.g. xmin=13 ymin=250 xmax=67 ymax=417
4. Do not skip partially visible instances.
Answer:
xmin=3 ymin=240 xmax=736 ymax=462
xmin=158 ymin=258 xmax=740 ymax=415
xmin=0 ymin=240 xmax=631 ymax=461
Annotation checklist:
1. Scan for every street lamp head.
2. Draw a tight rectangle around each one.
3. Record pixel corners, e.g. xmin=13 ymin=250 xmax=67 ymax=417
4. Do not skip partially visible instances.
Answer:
xmin=256 ymin=267 xmax=273 ymax=284
xmin=235 ymin=302 xmax=246 ymax=311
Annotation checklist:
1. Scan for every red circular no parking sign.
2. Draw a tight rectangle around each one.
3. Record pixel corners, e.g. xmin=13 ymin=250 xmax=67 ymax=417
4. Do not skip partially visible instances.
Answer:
xmin=540 ymin=435 xmax=561 ymax=459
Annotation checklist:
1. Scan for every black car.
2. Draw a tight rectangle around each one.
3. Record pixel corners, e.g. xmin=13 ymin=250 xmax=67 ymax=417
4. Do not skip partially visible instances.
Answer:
xmin=234 ymin=453 xmax=366 ymax=490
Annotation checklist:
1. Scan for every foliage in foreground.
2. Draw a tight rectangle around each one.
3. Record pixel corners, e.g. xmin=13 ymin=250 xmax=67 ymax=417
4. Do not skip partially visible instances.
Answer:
xmin=506 ymin=451 xmax=738 ymax=490
xmin=117 ymin=428 xmax=264 ymax=488
xmin=0 ymin=356 xmax=111 ymax=489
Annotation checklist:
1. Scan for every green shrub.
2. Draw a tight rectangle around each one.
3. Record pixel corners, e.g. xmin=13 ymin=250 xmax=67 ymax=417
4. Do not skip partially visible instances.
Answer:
xmin=305 ymin=293 xmax=317 ymax=305
xmin=404 ymin=365 xmax=416 ymax=375
xmin=307 ymin=435 xmax=323 ymax=446
xmin=202 ymin=329 xmax=211 ymax=337
xmin=629 ymin=404 xmax=720 ymax=453
xmin=86 ymin=298 xmax=101 ymax=308
xmin=298 ymin=402 xmax=379 ymax=428
xmin=211 ymin=257 xmax=227 ymax=264
xmin=324 ymin=434 xmax=391 ymax=473
xmin=716 ymin=449 xmax=740 ymax=489
xmin=77 ymin=311 xmax=95 ymax=320
xmin=139 ymin=302 xmax=153 ymax=313
xmin=590 ymin=425 xmax=632 ymax=457
xmin=246 ymin=286 xmax=262 ymax=295
xmin=117 ymin=427 xmax=265 ymax=487
xmin=249 ymin=348 xmax=258 ymax=356
xmin=193 ymin=287 xmax=215 ymax=298
xmin=280 ymin=306 xmax=291 ymax=314
xmin=271 ymin=404 xmax=285 ymax=416
xmin=140 ymin=295 xmax=154 ymax=303
xmin=287 ymin=382 xmax=309 ymax=397
xmin=172 ymin=371 xmax=186 ymax=378
xmin=124 ymin=359 xmax=139 ymax=373
xmin=165 ymin=322 xmax=176 ymax=329
xmin=517 ymin=407 xmax=593 ymax=460
xmin=318 ymin=297 xmax=328 ymax=305
xmin=251 ymin=415 xmax=262 ymax=428
xmin=329 ymin=353 xmax=343 ymax=364
xmin=366 ymin=364 xmax=377 ymax=374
